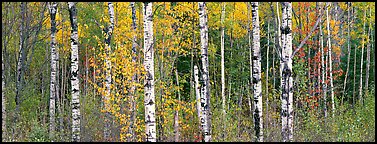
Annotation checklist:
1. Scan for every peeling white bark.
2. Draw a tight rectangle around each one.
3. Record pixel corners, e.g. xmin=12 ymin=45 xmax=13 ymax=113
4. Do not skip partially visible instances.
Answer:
xmin=143 ymin=2 xmax=156 ymax=142
xmin=68 ymin=2 xmax=80 ymax=142
xmin=48 ymin=2 xmax=58 ymax=141
xmin=251 ymin=2 xmax=263 ymax=142
xmin=198 ymin=2 xmax=211 ymax=142
xmin=280 ymin=2 xmax=293 ymax=142
xmin=326 ymin=2 xmax=335 ymax=116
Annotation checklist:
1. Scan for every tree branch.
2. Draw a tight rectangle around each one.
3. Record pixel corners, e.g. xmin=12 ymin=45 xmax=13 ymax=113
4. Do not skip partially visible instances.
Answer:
xmin=291 ymin=4 xmax=327 ymax=59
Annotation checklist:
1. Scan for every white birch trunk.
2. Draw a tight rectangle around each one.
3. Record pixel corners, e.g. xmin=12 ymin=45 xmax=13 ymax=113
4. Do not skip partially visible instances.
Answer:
xmin=247 ymin=2 xmax=254 ymax=120
xmin=174 ymin=69 xmax=181 ymax=142
xmin=103 ymin=2 xmax=115 ymax=141
xmin=198 ymin=2 xmax=211 ymax=142
xmin=143 ymin=2 xmax=156 ymax=142
xmin=251 ymin=2 xmax=263 ymax=142
xmin=319 ymin=2 xmax=327 ymax=118
xmin=365 ymin=7 xmax=371 ymax=94
xmin=326 ymin=2 xmax=335 ymax=117
xmin=68 ymin=2 xmax=81 ymax=142
xmin=280 ymin=2 xmax=293 ymax=142
xmin=220 ymin=2 xmax=226 ymax=139
xmin=358 ymin=8 xmax=366 ymax=104
xmin=194 ymin=65 xmax=203 ymax=133
xmin=48 ymin=2 xmax=58 ymax=141
xmin=266 ymin=10 xmax=270 ymax=133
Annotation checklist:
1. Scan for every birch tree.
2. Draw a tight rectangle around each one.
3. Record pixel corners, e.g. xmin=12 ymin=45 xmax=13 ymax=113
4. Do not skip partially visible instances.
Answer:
xmin=342 ymin=2 xmax=351 ymax=104
xmin=103 ymin=2 xmax=115 ymax=141
xmin=174 ymin=69 xmax=181 ymax=142
xmin=280 ymin=2 xmax=293 ymax=142
xmin=143 ymin=2 xmax=156 ymax=142
xmin=251 ymin=2 xmax=263 ymax=142
xmin=318 ymin=2 xmax=327 ymax=118
xmin=220 ymin=2 xmax=226 ymax=139
xmin=198 ymin=2 xmax=211 ymax=142
xmin=358 ymin=7 xmax=367 ymax=105
xmin=326 ymin=2 xmax=335 ymax=116
xmin=48 ymin=2 xmax=58 ymax=141
xmin=247 ymin=2 xmax=254 ymax=119
xmin=15 ymin=2 xmax=28 ymax=124
xmin=68 ymin=2 xmax=80 ymax=142
xmin=365 ymin=6 xmax=371 ymax=95
xmin=194 ymin=65 xmax=203 ymax=133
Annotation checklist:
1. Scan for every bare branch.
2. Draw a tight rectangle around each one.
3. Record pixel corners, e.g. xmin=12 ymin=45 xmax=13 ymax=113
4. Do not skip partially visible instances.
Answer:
xmin=291 ymin=4 xmax=328 ymax=59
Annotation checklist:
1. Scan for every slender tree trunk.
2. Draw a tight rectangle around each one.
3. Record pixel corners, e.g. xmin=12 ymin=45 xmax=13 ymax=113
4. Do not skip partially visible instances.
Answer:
xmin=55 ymin=18 xmax=61 ymax=140
xmin=266 ymin=15 xmax=270 ymax=134
xmin=358 ymin=8 xmax=366 ymax=105
xmin=319 ymin=2 xmax=327 ymax=118
xmin=198 ymin=2 xmax=211 ymax=142
xmin=342 ymin=2 xmax=351 ymax=104
xmin=174 ymin=69 xmax=181 ymax=142
xmin=102 ymin=2 xmax=115 ymax=141
xmin=129 ymin=2 xmax=137 ymax=142
xmin=15 ymin=2 xmax=28 ymax=126
xmin=227 ymin=27 xmax=233 ymax=111
xmin=68 ymin=2 xmax=80 ymax=142
xmin=325 ymin=2 xmax=335 ymax=117
xmin=277 ymin=2 xmax=282 ymax=49
xmin=48 ymin=2 xmax=58 ymax=141
xmin=280 ymin=2 xmax=293 ymax=142
xmin=220 ymin=2 xmax=227 ymax=141
xmin=251 ymin=2 xmax=263 ymax=142
xmin=353 ymin=43 xmax=357 ymax=108
xmin=143 ymin=2 xmax=156 ymax=142
xmin=364 ymin=7 xmax=371 ymax=95
xmin=247 ymin=3 xmax=253 ymax=124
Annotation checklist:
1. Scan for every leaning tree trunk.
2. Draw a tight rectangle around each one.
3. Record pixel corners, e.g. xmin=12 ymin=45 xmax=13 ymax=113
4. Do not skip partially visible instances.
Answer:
xmin=280 ymin=2 xmax=293 ymax=142
xmin=320 ymin=2 xmax=327 ymax=118
xmin=326 ymin=2 xmax=335 ymax=117
xmin=129 ymin=2 xmax=137 ymax=142
xmin=143 ymin=2 xmax=156 ymax=142
xmin=220 ymin=2 xmax=226 ymax=141
xmin=68 ymin=2 xmax=81 ymax=142
xmin=198 ymin=2 xmax=211 ymax=142
xmin=342 ymin=2 xmax=351 ymax=105
xmin=103 ymin=2 xmax=115 ymax=141
xmin=364 ymin=7 xmax=371 ymax=95
xmin=16 ymin=2 xmax=28 ymax=126
xmin=251 ymin=2 xmax=263 ymax=142
xmin=48 ymin=2 xmax=58 ymax=141
xmin=358 ymin=8 xmax=366 ymax=105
